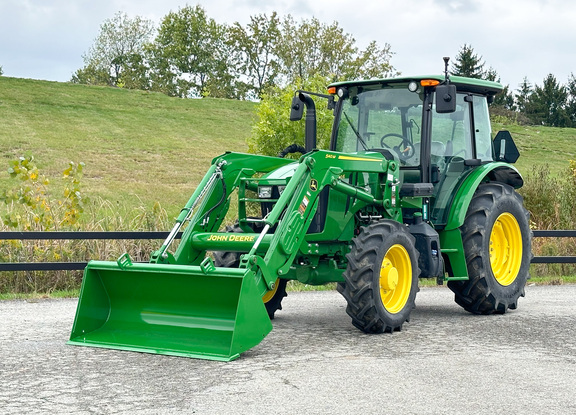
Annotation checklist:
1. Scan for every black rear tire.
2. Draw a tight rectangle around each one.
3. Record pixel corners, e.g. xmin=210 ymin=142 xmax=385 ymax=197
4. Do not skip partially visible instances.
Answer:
xmin=338 ymin=220 xmax=420 ymax=333
xmin=213 ymin=224 xmax=287 ymax=319
xmin=448 ymin=183 xmax=532 ymax=314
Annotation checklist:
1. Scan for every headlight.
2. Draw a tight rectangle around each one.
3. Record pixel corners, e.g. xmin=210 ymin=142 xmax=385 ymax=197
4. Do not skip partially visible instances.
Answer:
xmin=258 ymin=186 xmax=272 ymax=198
xmin=277 ymin=186 xmax=286 ymax=196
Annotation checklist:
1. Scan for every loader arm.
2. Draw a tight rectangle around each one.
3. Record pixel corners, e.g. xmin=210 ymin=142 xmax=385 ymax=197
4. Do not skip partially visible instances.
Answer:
xmin=68 ymin=150 xmax=400 ymax=361
xmin=151 ymin=152 xmax=295 ymax=266
xmin=235 ymin=149 xmax=401 ymax=296
xmin=155 ymin=149 xmax=401 ymax=297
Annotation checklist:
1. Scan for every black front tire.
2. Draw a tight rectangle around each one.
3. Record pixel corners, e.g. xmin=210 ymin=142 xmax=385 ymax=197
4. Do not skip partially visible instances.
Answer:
xmin=338 ymin=220 xmax=420 ymax=333
xmin=448 ymin=183 xmax=532 ymax=314
xmin=213 ymin=224 xmax=287 ymax=319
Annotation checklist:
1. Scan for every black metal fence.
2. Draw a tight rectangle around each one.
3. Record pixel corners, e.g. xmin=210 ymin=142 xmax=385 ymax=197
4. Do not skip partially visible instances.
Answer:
xmin=0 ymin=231 xmax=180 ymax=272
xmin=0 ymin=230 xmax=575 ymax=272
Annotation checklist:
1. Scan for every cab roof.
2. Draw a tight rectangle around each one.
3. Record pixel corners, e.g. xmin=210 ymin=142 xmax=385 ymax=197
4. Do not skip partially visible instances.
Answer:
xmin=329 ymin=75 xmax=503 ymax=96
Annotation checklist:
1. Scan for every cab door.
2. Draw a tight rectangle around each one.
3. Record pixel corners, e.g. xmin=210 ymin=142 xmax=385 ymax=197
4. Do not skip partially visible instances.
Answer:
xmin=429 ymin=94 xmax=494 ymax=227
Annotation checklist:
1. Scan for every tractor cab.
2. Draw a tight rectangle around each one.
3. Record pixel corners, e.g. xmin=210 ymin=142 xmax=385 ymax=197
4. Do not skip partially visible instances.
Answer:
xmin=328 ymin=75 xmax=511 ymax=227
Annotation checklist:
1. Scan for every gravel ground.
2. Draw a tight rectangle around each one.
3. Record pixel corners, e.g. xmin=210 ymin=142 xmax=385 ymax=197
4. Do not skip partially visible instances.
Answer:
xmin=1 ymin=285 xmax=575 ymax=414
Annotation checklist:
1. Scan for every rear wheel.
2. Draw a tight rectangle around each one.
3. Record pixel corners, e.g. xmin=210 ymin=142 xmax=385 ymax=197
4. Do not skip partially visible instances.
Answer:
xmin=448 ymin=183 xmax=532 ymax=314
xmin=338 ymin=220 xmax=420 ymax=333
xmin=213 ymin=224 xmax=287 ymax=319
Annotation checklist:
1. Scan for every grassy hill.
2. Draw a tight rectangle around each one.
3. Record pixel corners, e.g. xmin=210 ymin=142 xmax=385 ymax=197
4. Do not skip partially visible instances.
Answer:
xmin=491 ymin=121 xmax=576 ymax=176
xmin=0 ymin=77 xmax=256 ymax=219
xmin=1 ymin=76 xmax=575 ymax=221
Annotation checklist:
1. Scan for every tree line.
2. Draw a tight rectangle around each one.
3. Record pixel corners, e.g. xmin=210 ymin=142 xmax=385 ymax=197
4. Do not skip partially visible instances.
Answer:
xmin=450 ymin=44 xmax=576 ymax=127
xmin=73 ymin=7 xmax=575 ymax=128
xmin=72 ymin=6 xmax=396 ymax=100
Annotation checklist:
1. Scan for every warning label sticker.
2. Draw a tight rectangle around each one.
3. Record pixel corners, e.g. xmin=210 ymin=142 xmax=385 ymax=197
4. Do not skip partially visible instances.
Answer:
xmin=298 ymin=196 xmax=309 ymax=215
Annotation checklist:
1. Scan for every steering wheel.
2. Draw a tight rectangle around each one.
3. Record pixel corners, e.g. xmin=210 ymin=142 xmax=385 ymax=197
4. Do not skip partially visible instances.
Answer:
xmin=380 ymin=133 xmax=415 ymax=161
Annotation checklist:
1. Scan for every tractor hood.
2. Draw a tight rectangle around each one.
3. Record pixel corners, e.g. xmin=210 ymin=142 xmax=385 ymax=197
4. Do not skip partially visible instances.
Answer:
xmin=262 ymin=161 xmax=299 ymax=180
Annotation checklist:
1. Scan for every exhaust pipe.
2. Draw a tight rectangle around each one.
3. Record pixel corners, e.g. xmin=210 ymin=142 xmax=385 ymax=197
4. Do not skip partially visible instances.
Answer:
xmin=289 ymin=92 xmax=317 ymax=153
xmin=298 ymin=92 xmax=317 ymax=152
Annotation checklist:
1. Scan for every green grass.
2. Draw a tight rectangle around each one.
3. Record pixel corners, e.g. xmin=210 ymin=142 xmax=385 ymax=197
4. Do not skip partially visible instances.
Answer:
xmin=1 ymin=76 xmax=575 ymax=218
xmin=0 ymin=288 xmax=80 ymax=301
xmin=0 ymin=77 xmax=255 ymax=218
xmin=492 ymin=121 xmax=576 ymax=177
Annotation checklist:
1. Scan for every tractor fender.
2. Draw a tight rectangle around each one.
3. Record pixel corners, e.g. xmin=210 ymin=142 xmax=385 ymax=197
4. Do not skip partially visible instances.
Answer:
xmin=444 ymin=162 xmax=523 ymax=231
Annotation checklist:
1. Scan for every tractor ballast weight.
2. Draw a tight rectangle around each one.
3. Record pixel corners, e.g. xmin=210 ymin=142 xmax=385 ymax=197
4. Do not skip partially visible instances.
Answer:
xmin=69 ymin=65 xmax=532 ymax=360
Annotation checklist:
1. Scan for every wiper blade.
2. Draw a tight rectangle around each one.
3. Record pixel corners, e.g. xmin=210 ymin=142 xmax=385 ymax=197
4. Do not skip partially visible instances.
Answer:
xmin=343 ymin=111 xmax=368 ymax=150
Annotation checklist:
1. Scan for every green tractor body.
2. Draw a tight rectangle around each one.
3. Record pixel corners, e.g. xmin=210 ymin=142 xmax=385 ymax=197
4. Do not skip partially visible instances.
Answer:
xmin=69 ymin=71 xmax=532 ymax=360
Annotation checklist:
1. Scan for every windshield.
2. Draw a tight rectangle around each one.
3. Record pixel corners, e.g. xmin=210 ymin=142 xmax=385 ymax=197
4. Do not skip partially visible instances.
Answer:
xmin=333 ymin=83 xmax=424 ymax=166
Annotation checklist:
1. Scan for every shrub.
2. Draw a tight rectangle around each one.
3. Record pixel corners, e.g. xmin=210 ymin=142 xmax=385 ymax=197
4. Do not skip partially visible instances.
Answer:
xmin=248 ymin=74 xmax=335 ymax=158
xmin=0 ymin=156 xmax=170 ymax=294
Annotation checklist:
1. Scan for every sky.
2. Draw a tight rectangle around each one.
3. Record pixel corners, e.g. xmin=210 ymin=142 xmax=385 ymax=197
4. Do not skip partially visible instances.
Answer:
xmin=1 ymin=0 xmax=576 ymax=91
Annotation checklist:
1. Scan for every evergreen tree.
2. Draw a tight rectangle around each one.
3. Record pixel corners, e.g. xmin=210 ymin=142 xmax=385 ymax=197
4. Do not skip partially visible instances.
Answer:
xmin=494 ymin=85 xmax=516 ymax=110
xmin=484 ymin=67 xmax=514 ymax=109
xmin=516 ymin=77 xmax=533 ymax=113
xmin=566 ymin=73 xmax=576 ymax=127
xmin=525 ymin=74 xmax=569 ymax=127
xmin=451 ymin=44 xmax=485 ymax=79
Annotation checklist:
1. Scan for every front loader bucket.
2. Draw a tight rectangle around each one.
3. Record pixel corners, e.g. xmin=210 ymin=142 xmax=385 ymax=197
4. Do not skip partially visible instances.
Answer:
xmin=68 ymin=260 xmax=272 ymax=361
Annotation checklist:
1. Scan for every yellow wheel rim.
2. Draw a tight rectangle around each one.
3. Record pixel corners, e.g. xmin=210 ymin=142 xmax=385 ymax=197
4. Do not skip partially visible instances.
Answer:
xmin=262 ymin=278 xmax=280 ymax=303
xmin=379 ymin=244 xmax=412 ymax=314
xmin=490 ymin=212 xmax=522 ymax=286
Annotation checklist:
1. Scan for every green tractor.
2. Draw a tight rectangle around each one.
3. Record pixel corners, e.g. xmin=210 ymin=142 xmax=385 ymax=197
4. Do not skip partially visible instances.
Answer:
xmin=69 ymin=61 xmax=532 ymax=361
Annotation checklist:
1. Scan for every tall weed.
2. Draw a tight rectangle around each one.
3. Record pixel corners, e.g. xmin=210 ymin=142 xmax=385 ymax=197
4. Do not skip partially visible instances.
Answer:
xmin=0 ymin=156 xmax=171 ymax=293
xmin=520 ymin=162 xmax=576 ymax=277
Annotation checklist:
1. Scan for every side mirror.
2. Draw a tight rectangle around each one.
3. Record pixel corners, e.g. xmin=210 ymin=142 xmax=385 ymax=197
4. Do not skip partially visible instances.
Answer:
xmin=290 ymin=95 xmax=304 ymax=121
xmin=435 ymin=84 xmax=457 ymax=113
xmin=493 ymin=130 xmax=520 ymax=163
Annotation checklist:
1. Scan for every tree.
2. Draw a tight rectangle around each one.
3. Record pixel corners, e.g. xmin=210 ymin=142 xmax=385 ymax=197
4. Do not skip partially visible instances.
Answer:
xmin=525 ymin=74 xmax=569 ymax=126
xmin=566 ymin=73 xmax=576 ymax=127
xmin=115 ymin=53 xmax=152 ymax=90
xmin=228 ymin=12 xmax=281 ymax=99
xmin=275 ymin=16 xmax=396 ymax=84
xmin=73 ymin=11 xmax=154 ymax=86
xmin=493 ymin=84 xmax=515 ymax=110
xmin=515 ymin=77 xmax=533 ymax=113
xmin=451 ymin=44 xmax=485 ymax=79
xmin=151 ymin=5 xmax=232 ymax=98
xmin=70 ymin=64 xmax=111 ymax=85
xmin=347 ymin=40 xmax=396 ymax=80
xmin=483 ymin=67 xmax=515 ymax=109
xmin=0 ymin=65 xmax=3 ymax=76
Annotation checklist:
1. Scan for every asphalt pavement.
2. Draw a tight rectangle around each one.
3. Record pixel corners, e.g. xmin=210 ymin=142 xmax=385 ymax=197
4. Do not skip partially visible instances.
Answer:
xmin=1 ymin=285 xmax=575 ymax=414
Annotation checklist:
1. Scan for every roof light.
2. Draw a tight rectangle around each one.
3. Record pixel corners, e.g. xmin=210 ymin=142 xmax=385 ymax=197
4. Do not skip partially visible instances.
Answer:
xmin=420 ymin=79 xmax=441 ymax=87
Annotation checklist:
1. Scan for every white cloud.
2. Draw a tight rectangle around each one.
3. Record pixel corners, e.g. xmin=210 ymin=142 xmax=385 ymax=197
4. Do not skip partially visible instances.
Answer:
xmin=1 ymin=0 xmax=575 ymax=87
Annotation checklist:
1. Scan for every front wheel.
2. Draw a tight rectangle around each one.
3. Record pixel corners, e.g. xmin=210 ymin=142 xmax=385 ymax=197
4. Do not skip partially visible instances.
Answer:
xmin=338 ymin=220 xmax=420 ymax=333
xmin=213 ymin=224 xmax=287 ymax=319
xmin=448 ymin=183 xmax=532 ymax=314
